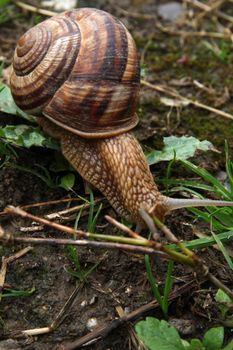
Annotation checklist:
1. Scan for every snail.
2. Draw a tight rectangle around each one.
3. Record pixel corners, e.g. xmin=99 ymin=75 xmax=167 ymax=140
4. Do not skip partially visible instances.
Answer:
xmin=10 ymin=8 xmax=233 ymax=229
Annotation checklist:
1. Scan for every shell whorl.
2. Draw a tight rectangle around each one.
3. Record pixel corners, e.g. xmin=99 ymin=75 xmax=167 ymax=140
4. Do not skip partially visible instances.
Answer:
xmin=10 ymin=8 xmax=140 ymax=138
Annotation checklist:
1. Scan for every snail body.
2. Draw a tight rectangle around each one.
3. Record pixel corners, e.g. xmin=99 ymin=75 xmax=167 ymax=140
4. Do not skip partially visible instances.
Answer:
xmin=10 ymin=8 xmax=233 ymax=228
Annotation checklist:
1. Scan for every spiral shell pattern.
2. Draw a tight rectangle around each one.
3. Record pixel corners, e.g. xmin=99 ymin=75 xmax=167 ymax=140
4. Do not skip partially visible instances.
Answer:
xmin=10 ymin=8 xmax=140 ymax=138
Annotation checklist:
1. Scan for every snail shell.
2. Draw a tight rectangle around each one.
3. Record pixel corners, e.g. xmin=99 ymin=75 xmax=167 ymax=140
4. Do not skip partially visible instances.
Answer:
xmin=10 ymin=8 xmax=140 ymax=138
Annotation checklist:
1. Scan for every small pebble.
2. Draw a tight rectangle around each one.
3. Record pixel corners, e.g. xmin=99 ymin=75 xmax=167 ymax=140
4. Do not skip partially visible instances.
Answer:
xmin=86 ymin=317 xmax=98 ymax=331
xmin=124 ymin=307 xmax=131 ymax=314
xmin=81 ymin=300 xmax=88 ymax=307
xmin=125 ymin=287 xmax=132 ymax=296
xmin=169 ymin=318 xmax=196 ymax=335
xmin=89 ymin=295 xmax=97 ymax=305
xmin=158 ymin=2 xmax=183 ymax=21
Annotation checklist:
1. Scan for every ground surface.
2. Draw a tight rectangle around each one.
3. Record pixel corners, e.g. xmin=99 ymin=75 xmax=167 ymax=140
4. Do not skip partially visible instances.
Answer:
xmin=0 ymin=0 xmax=233 ymax=349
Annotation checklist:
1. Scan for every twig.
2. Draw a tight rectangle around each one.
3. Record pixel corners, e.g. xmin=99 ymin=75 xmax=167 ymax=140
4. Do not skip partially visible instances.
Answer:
xmin=108 ymin=0 xmax=155 ymax=20
xmin=5 ymin=206 xmax=233 ymax=299
xmin=58 ymin=280 xmax=197 ymax=349
xmin=4 ymin=206 xmax=84 ymax=236
xmin=4 ymin=206 xmax=165 ymax=250
xmin=22 ymin=284 xmax=83 ymax=336
xmin=0 ymin=240 xmax=33 ymax=302
xmin=185 ymin=0 xmax=233 ymax=24
xmin=152 ymin=216 xmax=179 ymax=243
xmin=116 ymin=306 xmax=147 ymax=350
xmin=207 ymin=272 xmax=233 ymax=299
xmin=0 ymin=230 xmax=169 ymax=259
xmin=195 ymin=0 xmax=226 ymax=21
xmin=156 ymin=22 xmax=232 ymax=39
xmin=151 ymin=217 xmax=233 ymax=299
xmin=0 ymin=197 xmax=81 ymax=218
xmin=105 ymin=215 xmax=145 ymax=240
xmin=141 ymin=79 xmax=233 ymax=121
xmin=22 ymin=197 xmax=82 ymax=209
xmin=14 ymin=1 xmax=57 ymax=17
xmin=46 ymin=198 xmax=104 ymax=220
xmin=2 ymin=206 xmax=197 ymax=265
xmin=20 ymin=225 xmax=44 ymax=232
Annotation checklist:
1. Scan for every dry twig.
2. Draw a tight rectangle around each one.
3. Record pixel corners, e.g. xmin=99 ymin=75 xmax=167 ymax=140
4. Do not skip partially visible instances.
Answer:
xmin=3 ymin=206 xmax=233 ymax=300
xmin=0 ymin=228 xmax=168 ymax=259
xmin=156 ymin=22 xmax=232 ymax=39
xmin=22 ymin=284 xmax=83 ymax=336
xmin=105 ymin=215 xmax=146 ymax=240
xmin=14 ymin=0 xmax=57 ymax=17
xmin=185 ymin=0 xmax=233 ymax=24
xmin=116 ymin=306 xmax=147 ymax=350
xmin=141 ymin=79 xmax=233 ymax=121
xmin=0 ymin=238 xmax=32 ymax=302
xmin=108 ymin=0 xmax=156 ymax=20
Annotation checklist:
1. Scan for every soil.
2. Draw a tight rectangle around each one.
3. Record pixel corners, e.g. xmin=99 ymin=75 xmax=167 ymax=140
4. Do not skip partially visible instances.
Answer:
xmin=0 ymin=0 xmax=233 ymax=349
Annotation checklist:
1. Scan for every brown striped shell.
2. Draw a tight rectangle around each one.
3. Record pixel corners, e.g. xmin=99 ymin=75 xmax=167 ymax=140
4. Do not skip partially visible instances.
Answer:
xmin=10 ymin=8 xmax=140 ymax=138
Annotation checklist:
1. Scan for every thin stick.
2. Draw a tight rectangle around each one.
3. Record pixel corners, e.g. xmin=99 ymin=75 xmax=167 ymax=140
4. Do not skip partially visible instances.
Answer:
xmin=4 ymin=206 xmax=164 ymax=249
xmin=105 ymin=215 xmax=146 ymax=240
xmin=141 ymin=80 xmax=233 ymax=121
xmin=14 ymin=1 xmax=57 ymax=17
xmin=0 ymin=198 xmax=80 ymax=218
xmin=152 ymin=216 xmax=179 ymax=243
xmin=3 ymin=206 xmax=196 ymax=265
xmin=156 ymin=22 xmax=231 ymax=39
xmin=46 ymin=199 xmax=103 ymax=220
xmin=0 ymin=242 xmax=33 ymax=302
xmin=151 ymin=217 xmax=233 ymax=299
xmin=5 ymin=206 xmax=84 ymax=237
xmin=109 ymin=0 xmax=155 ymax=20
xmin=0 ymin=232 xmax=169 ymax=259
xmin=22 ymin=197 xmax=82 ymax=209
xmin=22 ymin=284 xmax=83 ymax=336
xmin=207 ymin=272 xmax=233 ymax=299
xmin=116 ymin=306 xmax=147 ymax=350
xmin=185 ymin=0 xmax=233 ymax=24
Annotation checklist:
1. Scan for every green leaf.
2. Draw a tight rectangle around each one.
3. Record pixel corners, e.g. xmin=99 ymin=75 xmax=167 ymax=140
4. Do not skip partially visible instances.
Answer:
xmin=0 ymin=125 xmax=59 ymax=150
xmin=0 ymin=84 xmax=35 ymax=122
xmin=146 ymin=136 xmax=214 ymax=165
xmin=181 ymin=339 xmax=191 ymax=349
xmin=203 ymin=327 xmax=224 ymax=350
xmin=59 ymin=173 xmax=75 ymax=190
xmin=222 ymin=339 xmax=233 ymax=350
xmin=135 ymin=317 xmax=185 ymax=350
xmin=215 ymin=289 xmax=233 ymax=318
xmin=0 ymin=0 xmax=10 ymax=7
xmin=183 ymin=338 xmax=205 ymax=350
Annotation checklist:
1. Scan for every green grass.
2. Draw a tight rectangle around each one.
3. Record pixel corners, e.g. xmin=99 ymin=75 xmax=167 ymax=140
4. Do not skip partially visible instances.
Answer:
xmin=162 ymin=144 xmax=233 ymax=269
xmin=0 ymin=287 xmax=35 ymax=298
xmin=87 ymin=189 xmax=103 ymax=233
xmin=65 ymin=191 xmax=103 ymax=282
xmin=145 ymin=254 xmax=174 ymax=318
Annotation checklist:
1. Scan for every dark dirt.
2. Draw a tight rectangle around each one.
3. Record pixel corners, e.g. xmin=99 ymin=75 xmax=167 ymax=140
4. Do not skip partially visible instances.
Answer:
xmin=1 ymin=0 xmax=233 ymax=349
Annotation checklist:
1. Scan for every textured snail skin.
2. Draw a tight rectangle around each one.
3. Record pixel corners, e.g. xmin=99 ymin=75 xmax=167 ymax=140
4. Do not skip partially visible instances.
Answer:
xmin=62 ymin=132 xmax=167 ymax=226
xmin=38 ymin=118 xmax=166 ymax=227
